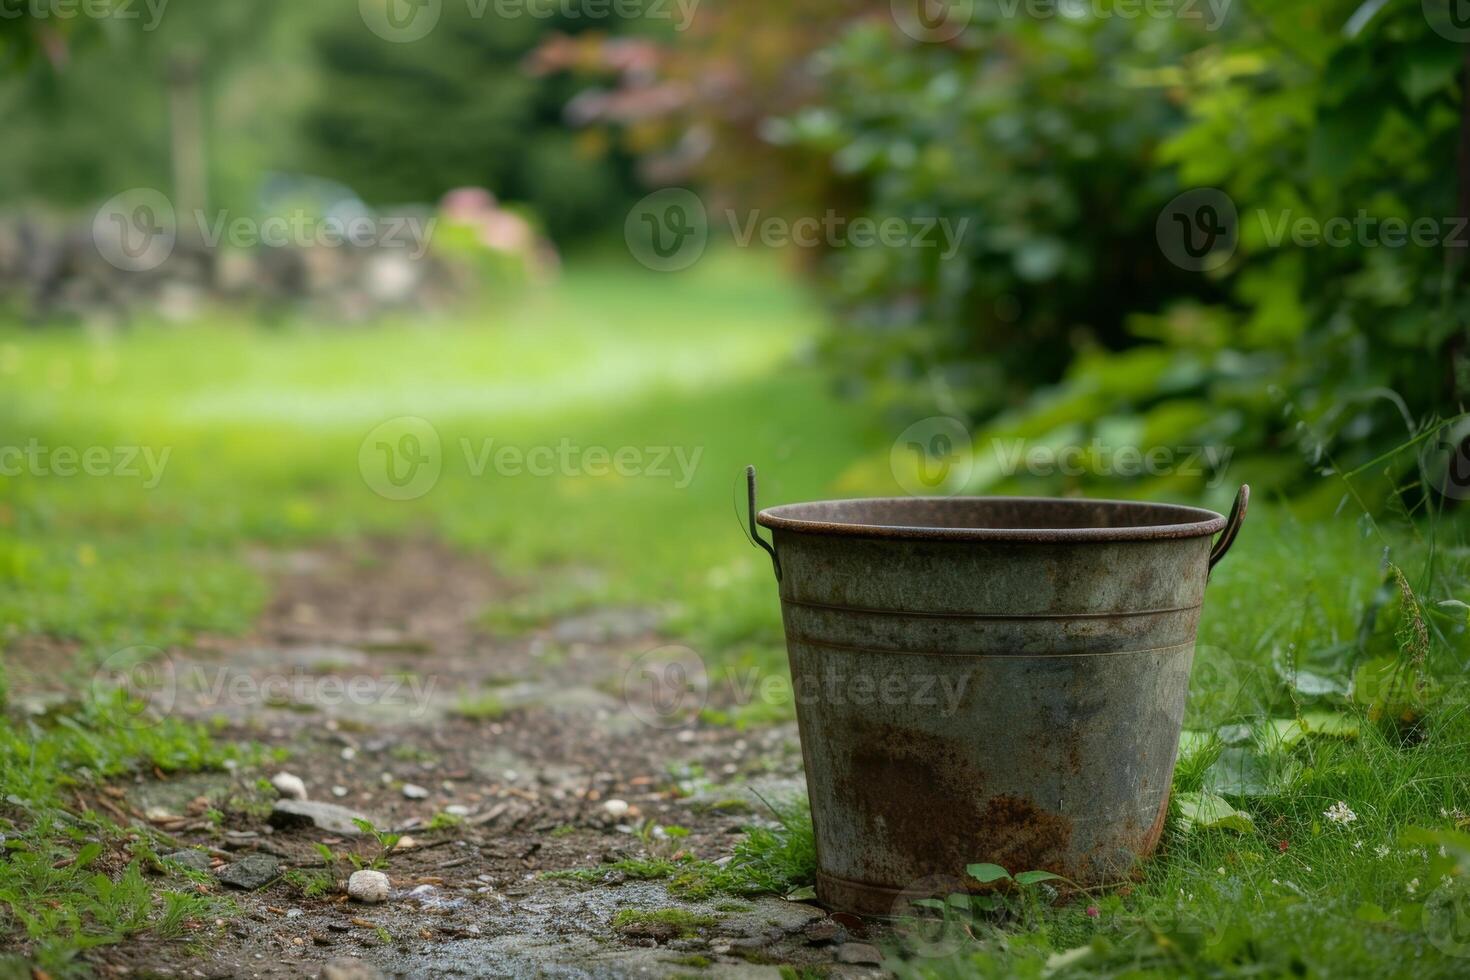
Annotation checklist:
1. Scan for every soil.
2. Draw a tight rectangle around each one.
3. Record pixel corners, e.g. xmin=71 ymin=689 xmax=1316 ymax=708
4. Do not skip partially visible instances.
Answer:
xmin=37 ymin=539 xmax=894 ymax=978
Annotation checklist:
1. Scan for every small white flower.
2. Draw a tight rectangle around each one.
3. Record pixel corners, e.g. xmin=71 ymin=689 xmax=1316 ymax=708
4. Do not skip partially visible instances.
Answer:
xmin=1407 ymin=878 xmax=1419 ymax=895
xmin=1352 ymin=840 xmax=1363 ymax=850
xmin=1375 ymin=845 xmax=1391 ymax=858
xmin=1217 ymin=867 xmax=1227 ymax=875
xmin=1324 ymin=801 xmax=1358 ymax=825
xmin=1443 ymin=875 xmax=1455 ymax=888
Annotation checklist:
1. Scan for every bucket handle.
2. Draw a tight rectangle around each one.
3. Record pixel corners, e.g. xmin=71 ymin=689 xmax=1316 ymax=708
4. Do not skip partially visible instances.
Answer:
xmin=1208 ymin=484 xmax=1250 ymax=576
xmin=746 ymin=465 xmax=782 ymax=582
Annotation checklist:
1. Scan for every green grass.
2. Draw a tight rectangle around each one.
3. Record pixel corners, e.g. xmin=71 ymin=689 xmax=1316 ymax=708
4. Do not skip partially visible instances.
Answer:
xmin=0 ymin=692 xmax=255 ymax=975
xmin=0 ymin=251 xmax=866 ymax=973
xmin=452 ymin=689 xmax=507 ymax=720
xmin=547 ymin=796 xmax=819 ymax=900
xmin=882 ymin=500 xmax=1470 ymax=979
xmin=611 ymin=907 xmax=719 ymax=938
xmin=2 ymin=250 xmax=1469 ymax=976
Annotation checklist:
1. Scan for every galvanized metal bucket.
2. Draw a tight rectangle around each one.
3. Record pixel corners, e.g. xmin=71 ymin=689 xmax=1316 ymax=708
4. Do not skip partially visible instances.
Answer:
xmin=746 ymin=467 xmax=1248 ymax=916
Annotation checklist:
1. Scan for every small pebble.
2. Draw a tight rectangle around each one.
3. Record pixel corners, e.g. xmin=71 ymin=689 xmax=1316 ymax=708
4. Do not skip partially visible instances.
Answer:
xmin=402 ymin=783 xmax=429 ymax=800
xmin=602 ymin=799 xmax=630 ymax=819
xmin=445 ymin=804 xmax=470 ymax=817
xmin=271 ymin=772 xmax=308 ymax=801
xmin=332 ymin=786 xmax=349 ymax=798
xmin=346 ymin=869 xmax=391 ymax=903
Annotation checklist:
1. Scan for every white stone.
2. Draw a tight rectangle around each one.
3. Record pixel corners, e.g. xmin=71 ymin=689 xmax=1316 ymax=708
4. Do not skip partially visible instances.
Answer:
xmin=402 ymin=783 xmax=429 ymax=800
xmin=270 ymin=772 xmax=308 ymax=801
xmin=332 ymin=786 xmax=349 ymax=798
xmin=445 ymin=804 xmax=470 ymax=816
xmin=602 ymin=798 xmax=630 ymax=819
xmin=347 ymin=869 xmax=391 ymax=903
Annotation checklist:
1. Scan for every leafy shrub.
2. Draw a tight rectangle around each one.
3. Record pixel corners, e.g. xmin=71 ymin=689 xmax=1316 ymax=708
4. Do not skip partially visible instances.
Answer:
xmin=791 ymin=3 xmax=1467 ymax=501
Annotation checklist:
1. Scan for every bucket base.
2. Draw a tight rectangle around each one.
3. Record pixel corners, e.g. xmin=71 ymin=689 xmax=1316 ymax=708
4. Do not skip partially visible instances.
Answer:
xmin=816 ymin=867 xmax=1137 ymax=919
xmin=815 ymin=870 xmax=929 ymax=919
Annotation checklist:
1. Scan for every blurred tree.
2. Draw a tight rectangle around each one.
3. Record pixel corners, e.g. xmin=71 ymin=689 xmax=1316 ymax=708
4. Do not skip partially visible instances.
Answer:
xmin=303 ymin=5 xmax=642 ymax=243
xmin=0 ymin=0 xmax=327 ymax=213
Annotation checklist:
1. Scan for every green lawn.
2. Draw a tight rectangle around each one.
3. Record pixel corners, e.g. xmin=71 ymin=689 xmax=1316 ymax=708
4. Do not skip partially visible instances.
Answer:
xmin=1 ymin=251 xmax=1468 ymax=977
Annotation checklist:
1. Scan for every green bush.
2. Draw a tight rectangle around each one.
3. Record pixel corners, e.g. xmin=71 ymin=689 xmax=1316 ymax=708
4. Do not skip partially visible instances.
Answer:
xmin=778 ymin=3 xmax=1466 ymax=502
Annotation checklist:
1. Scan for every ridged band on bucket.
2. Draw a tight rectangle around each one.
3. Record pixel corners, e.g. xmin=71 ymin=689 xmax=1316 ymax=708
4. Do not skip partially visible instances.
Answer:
xmin=746 ymin=467 xmax=1248 ymax=916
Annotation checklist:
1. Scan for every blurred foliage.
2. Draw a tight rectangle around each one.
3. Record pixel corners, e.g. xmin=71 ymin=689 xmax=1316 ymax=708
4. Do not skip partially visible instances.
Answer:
xmin=767 ymin=13 xmax=1210 ymax=418
xmin=304 ymin=2 xmax=643 ymax=243
xmin=553 ymin=0 xmax=1469 ymax=504
xmin=0 ymin=0 xmax=323 ymax=213
xmin=0 ymin=1 xmax=641 ymax=242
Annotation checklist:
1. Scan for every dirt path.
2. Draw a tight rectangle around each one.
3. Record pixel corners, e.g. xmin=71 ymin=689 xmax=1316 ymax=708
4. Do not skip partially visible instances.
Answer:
xmin=77 ymin=539 xmax=885 ymax=978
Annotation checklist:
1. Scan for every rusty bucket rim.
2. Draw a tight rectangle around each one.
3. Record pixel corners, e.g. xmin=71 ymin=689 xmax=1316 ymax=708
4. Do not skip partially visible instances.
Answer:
xmin=756 ymin=495 xmax=1227 ymax=544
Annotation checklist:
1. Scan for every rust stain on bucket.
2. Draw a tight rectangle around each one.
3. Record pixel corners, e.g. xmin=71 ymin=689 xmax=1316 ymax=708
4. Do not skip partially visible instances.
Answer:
xmin=748 ymin=467 xmax=1248 ymax=917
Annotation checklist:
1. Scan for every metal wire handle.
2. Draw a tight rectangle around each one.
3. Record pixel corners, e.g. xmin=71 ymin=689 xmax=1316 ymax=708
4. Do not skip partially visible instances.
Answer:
xmin=746 ymin=465 xmax=781 ymax=582
xmin=1208 ymin=484 xmax=1250 ymax=576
